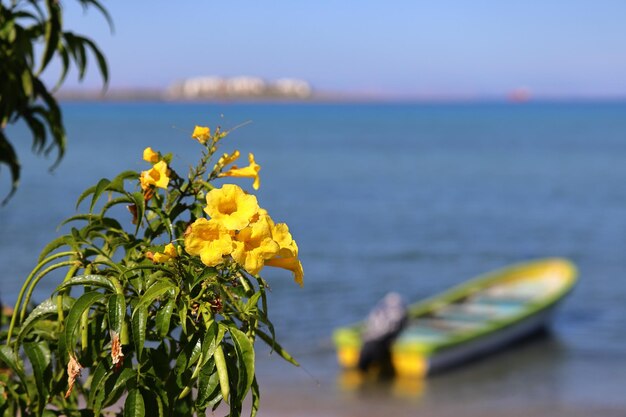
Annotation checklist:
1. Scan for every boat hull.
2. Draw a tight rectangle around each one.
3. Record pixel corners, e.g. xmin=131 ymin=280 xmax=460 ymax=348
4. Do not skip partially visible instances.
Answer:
xmin=334 ymin=258 xmax=577 ymax=377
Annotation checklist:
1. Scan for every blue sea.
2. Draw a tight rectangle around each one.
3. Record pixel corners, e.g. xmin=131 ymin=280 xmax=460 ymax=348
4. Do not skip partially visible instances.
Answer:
xmin=2 ymin=101 xmax=626 ymax=414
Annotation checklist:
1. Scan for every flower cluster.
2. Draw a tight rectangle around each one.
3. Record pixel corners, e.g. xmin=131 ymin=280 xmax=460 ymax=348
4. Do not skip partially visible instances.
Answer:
xmin=140 ymin=125 xmax=303 ymax=286
xmin=185 ymin=184 xmax=304 ymax=286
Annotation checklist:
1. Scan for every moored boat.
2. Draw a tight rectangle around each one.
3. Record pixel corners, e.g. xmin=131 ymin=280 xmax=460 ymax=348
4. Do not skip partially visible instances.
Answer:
xmin=333 ymin=258 xmax=577 ymax=377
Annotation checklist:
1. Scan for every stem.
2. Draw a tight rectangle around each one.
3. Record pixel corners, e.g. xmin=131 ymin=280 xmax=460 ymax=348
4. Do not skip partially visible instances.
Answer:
xmin=20 ymin=260 xmax=77 ymax=323
xmin=57 ymin=261 xmax=80 ymax=323
xmin=6 ymin=252 xmax=75 ymax=344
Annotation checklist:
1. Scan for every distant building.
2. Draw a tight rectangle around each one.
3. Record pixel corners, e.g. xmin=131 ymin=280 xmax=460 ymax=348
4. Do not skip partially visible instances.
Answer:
xmin=166 ymin=76 xmax=313 ymax=100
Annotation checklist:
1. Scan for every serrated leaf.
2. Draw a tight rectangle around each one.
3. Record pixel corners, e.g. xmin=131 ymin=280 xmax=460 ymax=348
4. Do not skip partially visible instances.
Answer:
xmin=76 ymin=184 xmax=97 ymax=210
xmin=64 ymin=291 xmax=106 ymax=356
xmin=0 ymin=346 xmax=27 ymax=386
xmin=100 ymin=195 xmax=134 ymax=217
xmin=229 ymin=326 xmax=255 ymax=403
xmin=108 ymin=170 xmax=138 ymax=193
xmin=53 ymin=43 xmax=70 ymax=91
xmin=196 ymin=360 xmax=220 ymax=411
xmin=136 ymin=281 xmax=177 ymax=310
xmin=24 ymin=342 xmax=51 ymax=413
xmin=155 ymin=299 xmax=174 ymax=338
xmin=17 ymin=297 xmax=73 ymax=344
xmin=124 ymin=389 xmax=145 ymax=417
xmin=60 ymin=213 xmax=98 ymax=226
xmin=81 ymin=35 xmax=109 ymax=89
xmin=0 ymin=131 xmax=20 ymax=204
xmin=131 ymin=191 xmax=145 ymax=235
xmin=56 ymin=274 xmax=117 ymax=294
xmin=90 ymin=178 xmax=111 ymax=213
xmin=244 ymin=292 xmax=262 ymax=314
xmin=200 ymin=321 xmax=225 ymax=368
xmin=131 ymin=304 xmax=147 ymax=360
xmin=87 ymin=359 xmax=109 ymax=408
xmin=256 ymin=329 xmax=299 ymax=366
xmin=175 ymin=336 xmax=201 ymax=388
xmin=37 ymin=0 xmax=61 ymax=75
xmin=107 ymin=293 xmax=125 ymax=335
xmin=95 ymin=367 xmax=135 ymax=414
xmin=190 ymin=268 xmax=218 ymax=292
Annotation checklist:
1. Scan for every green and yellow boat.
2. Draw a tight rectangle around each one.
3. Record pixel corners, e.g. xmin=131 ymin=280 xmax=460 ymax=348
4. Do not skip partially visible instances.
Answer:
xmin=333 ymin=258 xmax=577 ymax=377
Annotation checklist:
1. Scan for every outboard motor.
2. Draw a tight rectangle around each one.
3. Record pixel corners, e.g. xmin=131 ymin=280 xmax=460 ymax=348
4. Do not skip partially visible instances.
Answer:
xmin=358 ymin=292 xmax=408 ymax=372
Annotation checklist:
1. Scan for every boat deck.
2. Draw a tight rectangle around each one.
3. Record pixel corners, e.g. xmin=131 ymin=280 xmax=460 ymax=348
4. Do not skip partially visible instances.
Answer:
xmin=400 ymin=278 xmax=552 ymax=344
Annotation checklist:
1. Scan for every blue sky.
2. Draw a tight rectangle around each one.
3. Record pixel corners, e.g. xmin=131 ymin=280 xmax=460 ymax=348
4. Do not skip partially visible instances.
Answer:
xmin=51 ymin=0 xmax=626 ymax=98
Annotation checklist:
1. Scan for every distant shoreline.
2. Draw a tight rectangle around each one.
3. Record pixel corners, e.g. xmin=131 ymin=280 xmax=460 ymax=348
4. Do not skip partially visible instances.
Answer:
xmin=53 ymin=89 xmax=626 ymax=104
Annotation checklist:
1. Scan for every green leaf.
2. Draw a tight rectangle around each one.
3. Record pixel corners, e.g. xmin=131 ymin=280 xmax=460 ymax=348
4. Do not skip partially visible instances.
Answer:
xmin=256 ymin=329 xmax=299 ymax=366
xmin=0 ymin=346 xmax=27 ymax=387
xmin=228 ymin=326 xmax=255 ymax=403
xmin=174 ymin=336 xmax=201 ymax=388
xmin=155 ymin=299 xmax=174 ymax=338
xmin=87 ymin=359 xmax=109 ymax=409
xmin=124 ymin=389 xmax=145 ymax=417
xmin=131 ymin=191 xmax=145 ymax=235
xmin=177 ymin=298 xmax=188 ymax=335
xmin=200 ymin=321 xmax=225 ymax=368
xmin=95 ymin=367 xmax=135 ymax=414
xmin=196 ymin=360 xmax=220 ymax=411
xmin=37 ymin=235 xmax=72 ymax=263
xmin=24 ymin=342 xmax=51 ymax=413
xmin=100 ymin=195 xmax=134 ymax=217
xmin=64 ymin=291 xmax=106 ymax=356
xmin=131 ymin=305 xmax=147 ymax=360
xmin=76 ymin=184 xmax=97 ymax=210
xmin=56 ymin=274 xmax=117 ymax=294
xmin=81 ymin=35 xmax=109 ymax=89
xmin=0 ymin=130 xmax=20 ymax=204
xmin=190 ymin=267 xmax=218 ymax=292
xmin=79 ymin=0 xmax=114 ymax=31
xmin=21 ymin=69 xmax=33 ymax=96
xmin=213 ymin=345 xmax=230 ymax=404
xmin=53 ymin=42 xmax=70 ymax=91
xmin=108 ymin=170 xmax=139 ymax=193
xmin=90 ymin=178 xmax=111 ymax=213
xmin=37 ymin=0 xmax=62 ymax=75
xmin=136 ymin=281 xmax=177 ymax=311
xmin=108 ymin=293 xmax=125 ymax=334
xmin=17 ymin=297 xmax=72 ymax=344
xmin=243 ymin=292 xmax=262 ymax=314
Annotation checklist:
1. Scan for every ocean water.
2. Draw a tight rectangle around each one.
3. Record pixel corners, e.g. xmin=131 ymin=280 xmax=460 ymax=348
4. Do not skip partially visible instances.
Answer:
xmin=2 ymin=101 xmax=626 ymax=412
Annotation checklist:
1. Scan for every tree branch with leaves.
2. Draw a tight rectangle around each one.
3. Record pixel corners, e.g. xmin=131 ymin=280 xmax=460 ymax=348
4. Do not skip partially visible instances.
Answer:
xmin=0 ymin=0 xmax=110 ymax=203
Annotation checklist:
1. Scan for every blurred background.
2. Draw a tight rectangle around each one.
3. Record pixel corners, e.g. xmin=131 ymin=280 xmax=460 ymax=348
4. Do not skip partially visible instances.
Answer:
xmin=2 ymin=1 xmax=626 ymax=416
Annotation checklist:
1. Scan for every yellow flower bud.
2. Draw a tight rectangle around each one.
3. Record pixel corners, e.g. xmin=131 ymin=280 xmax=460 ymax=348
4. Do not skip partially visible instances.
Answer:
xmin=143 ymin=147 xmax=159 ymax=163
xmin=192 ymin=125 xmax=211 ymax=144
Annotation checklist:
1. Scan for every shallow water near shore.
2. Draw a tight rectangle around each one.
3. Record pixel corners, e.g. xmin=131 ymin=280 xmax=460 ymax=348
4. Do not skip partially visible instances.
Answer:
xmin=2 ymin=101 xmax=626 ymax=414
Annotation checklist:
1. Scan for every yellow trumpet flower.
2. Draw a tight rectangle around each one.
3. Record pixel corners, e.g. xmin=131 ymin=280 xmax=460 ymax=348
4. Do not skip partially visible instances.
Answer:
xmin=219 ymin=153 xmax=261 ymax=190
xmin=204 ymin=184 xmax=259 ymax=230
xmin=139 ymin=160 xmax=170 ymax=190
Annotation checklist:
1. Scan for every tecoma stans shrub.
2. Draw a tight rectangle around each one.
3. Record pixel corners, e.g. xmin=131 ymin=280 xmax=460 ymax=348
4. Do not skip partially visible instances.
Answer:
xmin=1 ymin=124 xmax=304 ymax=417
